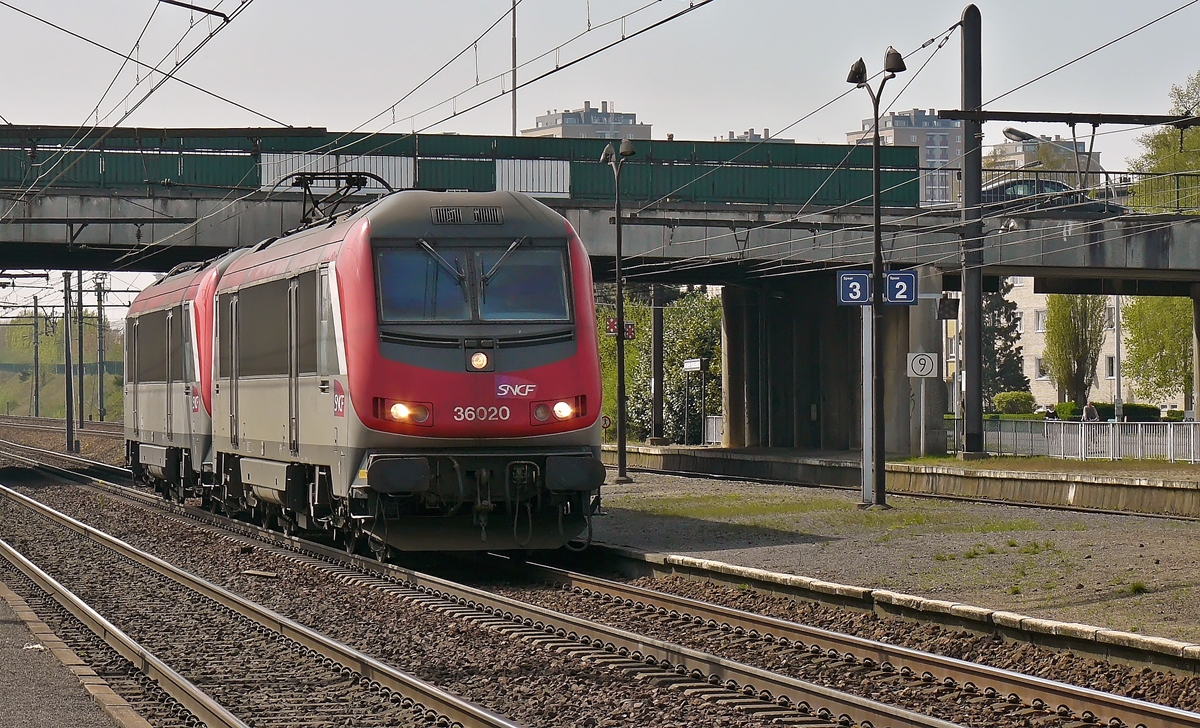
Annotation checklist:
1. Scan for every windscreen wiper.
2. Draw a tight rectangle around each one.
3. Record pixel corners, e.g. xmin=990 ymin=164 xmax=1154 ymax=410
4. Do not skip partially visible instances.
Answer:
xmin=479 ymin=237 xmax=528 ymax=302
xmin=418 ymin=238 xmax=469 ymax=301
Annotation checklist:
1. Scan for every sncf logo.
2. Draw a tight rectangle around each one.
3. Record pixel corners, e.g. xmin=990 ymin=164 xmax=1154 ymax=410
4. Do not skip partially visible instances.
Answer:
xmin=333 ymin=380 xmax=347 ymax=417
xmin=496 ymin=383 xmax=537 ymax=398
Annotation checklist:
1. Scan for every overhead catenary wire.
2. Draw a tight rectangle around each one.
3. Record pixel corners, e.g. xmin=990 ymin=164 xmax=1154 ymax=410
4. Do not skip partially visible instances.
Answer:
xmin=984 ymin=0 xmax=1200 ymax=107
xmin=0 ymin=0 xmax=285 ymax=126
xmin=107 ymin=0 xmax=718 ymax=272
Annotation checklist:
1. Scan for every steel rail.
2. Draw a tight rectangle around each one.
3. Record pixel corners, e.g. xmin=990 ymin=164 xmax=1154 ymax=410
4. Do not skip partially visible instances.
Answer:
xmin=0 ymin=484 xmax=523 ymax=728
xmin=0 ymin=444 xmax=964 ymax=728
xmin=516 ymin=560 xmax=1200 ymax=728
xmin=0 ymin=535 xmax=250 ymax=728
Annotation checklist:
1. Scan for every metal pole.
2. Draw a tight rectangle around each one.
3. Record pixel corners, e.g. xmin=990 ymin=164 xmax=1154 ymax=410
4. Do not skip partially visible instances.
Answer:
xmin=1114 ymin=294 xmax=1123 ymax=421
xmin=920 ymin=377 xmax=927 ymax=456
xmin=63 ymin=273 xmax=76 ymax=453
xmin=77 ymin=270 xmax=84 ymax=425
xmin=651 ymin=284 xmax=664 ymax=442
xmin=511 ymin=0 xmax=517 ymax=136
xmin=861 ymin=307 xmax=873 ymax=503
xmin=96 ymin=278 xmax=106 ymax=422
xmin=961 ymin=4 xmax=985 ymax=455
xmin=870 ymin=83 xmax=886 ymax=506
xmin=32 ymin=296 xmax=39 ymax=417
xmin=614 ymin=160 xmax=631 ymax=483
xmin=683 ymin=371 xmax=689 ymax=445
xmin=701 ymin=363 xmax=707 ymax=445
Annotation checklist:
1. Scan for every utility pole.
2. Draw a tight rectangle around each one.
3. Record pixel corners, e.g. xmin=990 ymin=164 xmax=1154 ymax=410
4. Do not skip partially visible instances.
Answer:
xmin=96 ymin=277 xmax=106 ymax=422
xmin=63 ymin=273 xmax=76 ymax=452
xmin=32 ymin=296 xmax=39 ymax=418
xmin=511 ymin=0 xmax=518 ymax=136
xmin=960 ymin=4 xmax=985 ymax=456
xmin=77 ymin=270 xmax=84 ymax=426
xmin=650 ymin=284 xmax=665 ymax=443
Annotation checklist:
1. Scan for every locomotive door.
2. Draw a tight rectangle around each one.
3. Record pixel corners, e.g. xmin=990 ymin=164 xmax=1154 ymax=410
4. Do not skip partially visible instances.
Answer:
xmin=287 ymin=280 xmax=299 ymax=455
xmin=229 ymin=296 xmax=239 ymax=448
xmin=128 ymin=318 xmax=138 ymax=438
xmin=182 ymin=302 xmax=197 ymax=454
xmin=165 ymin=308 xmax=174 ymax=441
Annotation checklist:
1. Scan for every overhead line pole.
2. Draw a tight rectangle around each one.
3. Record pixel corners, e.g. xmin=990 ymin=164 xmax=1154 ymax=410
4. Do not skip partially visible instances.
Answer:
xmin=96 ymin=277 xmax=106 ymax=422
xmin=960 ymin=4 xmax=984 ymax=456
xmin=63 ymin=273 xmax=76 ymax=452
xmin=32 ymin=296 xmax=39 ymax=418
xmin=511 ymin=0 xmax=518 ymax=136
xmin=77 ymin=270 xmax=84 ymax=426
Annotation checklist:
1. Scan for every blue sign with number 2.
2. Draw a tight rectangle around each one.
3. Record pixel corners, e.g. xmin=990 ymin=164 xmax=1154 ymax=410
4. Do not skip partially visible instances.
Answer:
xmin=884 ymin=271 xmax=918 ymax=305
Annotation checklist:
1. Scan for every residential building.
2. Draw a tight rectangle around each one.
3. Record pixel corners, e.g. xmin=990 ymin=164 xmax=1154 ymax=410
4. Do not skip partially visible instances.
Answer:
xmin=943 ymin=281 xmax=1170 ymax=415
xmin=715 ymin=128 xmax=795 ymax=143
xmin=522 ymin=100 xmax=651 ymax=140
xmin=986 ymin=135 xmax=1100 ymax=171
xmin=845 ymin=108 xmax=962 ymax=205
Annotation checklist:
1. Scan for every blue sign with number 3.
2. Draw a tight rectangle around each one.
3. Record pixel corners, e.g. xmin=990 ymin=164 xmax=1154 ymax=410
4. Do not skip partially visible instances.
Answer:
xmin=884 ymin=271 xmax=918 ymax=305
xmin=837 ymin=271 xmax=871 ymax=306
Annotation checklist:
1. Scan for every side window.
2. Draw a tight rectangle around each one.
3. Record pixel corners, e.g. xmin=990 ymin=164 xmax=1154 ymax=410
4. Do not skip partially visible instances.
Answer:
xmin=181 ymin=303 xmax=196 ymax=383
xmin=125 ymin=318 xmax=137 ymax=384
xmin=239 ymin=279 xmax=290 ymax=377
xmin=135 ymin=310 xmax=168 ymax=382
xmin=297 ymin=271 xmax=318 ymax=375
xmin=217 ymin=293 xmax=233 ymax=378
xmin=168 ymin=305 xmax=183 ymax=384
xmin=318 ymin=267 xmax=340 ymax=375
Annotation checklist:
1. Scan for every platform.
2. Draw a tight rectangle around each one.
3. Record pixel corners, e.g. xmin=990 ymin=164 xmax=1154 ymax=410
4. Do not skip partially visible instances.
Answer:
xmin=601 ymin=443 xmax=1200 ymax=519
xmin=0 ymin=582 xmax=123 ymax=728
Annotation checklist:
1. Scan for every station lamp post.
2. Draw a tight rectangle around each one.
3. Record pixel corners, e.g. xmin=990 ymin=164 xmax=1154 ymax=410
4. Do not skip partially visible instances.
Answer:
xmin=602 ymin=138 xmax=636 ymax=483
xmin=847 ymin=46 xmax=906 ymax=507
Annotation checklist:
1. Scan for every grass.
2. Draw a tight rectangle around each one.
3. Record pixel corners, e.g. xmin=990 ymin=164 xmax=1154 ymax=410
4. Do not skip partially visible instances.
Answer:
xmin=608 ymin=493 xmax=1048 ymax=541
xmin=1018 ymin=540 xmax=1055 ymax=555
xmin=1122 ymin=581 xmax=1150 ymax=596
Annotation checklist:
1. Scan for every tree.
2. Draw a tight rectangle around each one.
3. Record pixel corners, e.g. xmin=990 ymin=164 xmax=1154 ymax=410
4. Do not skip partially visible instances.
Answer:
xmin=597 ymin=285 xmax=722 ymax=445
xmin=982 ymin=277 xmax=1029 ymax=407
xmin=1043 ymin=294 xmax=1107 ymax=406
xmin=1122 ymin=296 xmax=1194 ymax=408
xmin=1129 ymin=70 xmax=1200 ymax=212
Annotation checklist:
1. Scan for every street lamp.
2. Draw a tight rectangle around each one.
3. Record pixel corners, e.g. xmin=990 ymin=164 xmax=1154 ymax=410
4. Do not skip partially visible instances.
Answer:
xmin=848 ymin=46 xmax=905 ymax=508
xmin=602 ymin=137 xmax=636 ymax=484
xmin=1002 ymin=126 xmax=1111 ymax=193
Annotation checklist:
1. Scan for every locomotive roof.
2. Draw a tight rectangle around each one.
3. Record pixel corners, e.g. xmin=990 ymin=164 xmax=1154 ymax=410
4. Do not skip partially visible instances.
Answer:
xmin=357 ymin=190 xmax=570 ymax=240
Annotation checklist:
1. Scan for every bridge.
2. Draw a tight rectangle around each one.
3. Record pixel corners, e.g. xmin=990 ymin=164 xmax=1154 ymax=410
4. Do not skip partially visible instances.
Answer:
xmin=4 ymin=125 xmax=1200 ymax=459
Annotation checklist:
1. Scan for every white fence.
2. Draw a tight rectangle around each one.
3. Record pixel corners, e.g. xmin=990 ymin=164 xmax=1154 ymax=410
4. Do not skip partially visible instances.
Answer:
xmin=947 ymin=419 xmax=1200 ymax=462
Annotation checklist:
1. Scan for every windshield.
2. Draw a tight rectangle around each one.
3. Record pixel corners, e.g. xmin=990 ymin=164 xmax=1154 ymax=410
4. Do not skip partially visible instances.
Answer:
xmin=478 ymin=248 xmax=570 ymax=321
xmin=377 ymin=248 xmax=471 ymax=321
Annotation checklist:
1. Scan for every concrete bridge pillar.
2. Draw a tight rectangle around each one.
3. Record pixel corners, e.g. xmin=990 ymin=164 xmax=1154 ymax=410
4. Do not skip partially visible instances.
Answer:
xmin=1192 ymin=284 xmax=1200 ymax=412
xmin=743 ymin=290 xmax=763 ymax=447
xmin=910 ymin=267 xmax=948 ymax=455
xmin=721 ymin=287 xmax=747 ymax=447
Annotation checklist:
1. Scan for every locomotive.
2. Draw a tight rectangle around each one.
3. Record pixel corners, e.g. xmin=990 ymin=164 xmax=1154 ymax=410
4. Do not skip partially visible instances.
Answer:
xmin=124 ymin=191 xmax=605 ymax=554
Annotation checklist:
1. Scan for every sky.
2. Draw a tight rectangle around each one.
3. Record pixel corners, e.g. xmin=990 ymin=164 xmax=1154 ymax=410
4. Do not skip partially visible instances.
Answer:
xmin=2 ymin=0 xmax=1199 ymax=313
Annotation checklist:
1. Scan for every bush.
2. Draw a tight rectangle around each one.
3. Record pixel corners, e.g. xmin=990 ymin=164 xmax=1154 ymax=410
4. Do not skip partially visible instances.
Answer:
xmin=1165 ymin=409 xmax=1186 ymax=422
xmin=1055 ymin=402 xmax=1081 ymax=421
xmin=1090 ymin=402 xmax=1115 ymax=422
xmin=1122 ymin=403 xmax=1163 ymax=422
xmin=993 ymin=391 xmax=1035 ymax=414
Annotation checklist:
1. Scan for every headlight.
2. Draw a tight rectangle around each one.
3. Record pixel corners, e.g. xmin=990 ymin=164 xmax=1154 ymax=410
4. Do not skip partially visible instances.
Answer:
xmin=552 ymin=401 xmax=573 ymax=420
xmin=470 ymin=351 xmax=489 ymax=370
xmin=378 ymin=399 xmax=431 ymax=425
xmin=534 ymin=404 xmax=551 ymax=422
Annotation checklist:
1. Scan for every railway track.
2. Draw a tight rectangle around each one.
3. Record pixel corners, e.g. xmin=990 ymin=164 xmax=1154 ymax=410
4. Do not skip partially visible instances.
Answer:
xmin=0 ymin=482 xmax=525 ymax=727
xmin=3 ymin=437 xmax=1198 ymax=727
xmin=0 ymin=439 xmax=967 ymax=728
xmin=0 ymin=414 xmax=123 ymax=439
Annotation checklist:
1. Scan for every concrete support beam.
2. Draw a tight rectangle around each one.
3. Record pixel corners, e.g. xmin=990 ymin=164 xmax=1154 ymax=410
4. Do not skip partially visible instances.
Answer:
xmin=767 ymin=294 xmax=794 ymax=447
xmin=743 ymin=291 xmax=762 ymax=447
xmin=721 ymin=287 xmax=747 ymax=447
xmin=910 ymin=267 xmax=948 ymax=455
xmin=883 ymin=305 xmax=911 ymax=456
xmin=1193 ymin=284 xmax=1200 ymax=413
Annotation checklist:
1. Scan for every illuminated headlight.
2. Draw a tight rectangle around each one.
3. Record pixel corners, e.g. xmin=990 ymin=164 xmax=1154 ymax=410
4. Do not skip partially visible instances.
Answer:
xmin=534 ymin=404 xmax=551 ymax=422
xmin=470 ymin=351 xmax=489 ymax=370
xmin=386 ymin=401 xmax=429 ymax=423
xmin=553 ymin=401 xmax=573 ymax=420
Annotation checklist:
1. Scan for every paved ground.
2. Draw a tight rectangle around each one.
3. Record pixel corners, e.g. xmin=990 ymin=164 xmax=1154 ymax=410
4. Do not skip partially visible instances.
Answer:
xmin=0 ymin=594 xmax=115 ymax=728
xmin=594 ymin=471 xmax=1200 ymax=643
